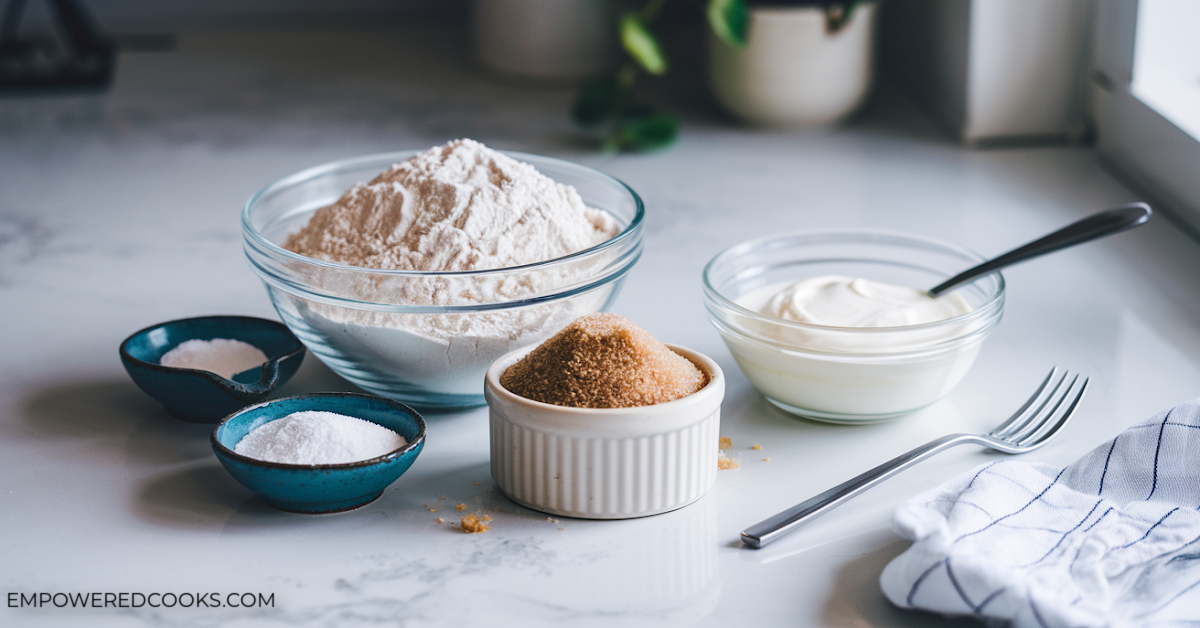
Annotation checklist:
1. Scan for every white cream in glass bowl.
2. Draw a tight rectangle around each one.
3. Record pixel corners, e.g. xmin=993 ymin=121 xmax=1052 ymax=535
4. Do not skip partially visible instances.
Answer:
xmin=702 ymin=231 xmax=1004 ymax=424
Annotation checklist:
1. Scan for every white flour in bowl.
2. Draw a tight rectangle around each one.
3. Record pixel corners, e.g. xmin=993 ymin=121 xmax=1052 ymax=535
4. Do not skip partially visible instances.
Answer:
xmin=280 ymin=139 xmax=622 ymax=396
xmin=286 ymin=138 xmax=616 ymax=277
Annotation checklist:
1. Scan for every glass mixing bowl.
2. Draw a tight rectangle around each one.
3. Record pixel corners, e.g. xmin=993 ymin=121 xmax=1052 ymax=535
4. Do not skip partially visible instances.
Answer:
xmin=243 ymin=151 xmax=643 ymax=410
xmin=703 ymin=230 xmax=1004 ymax=423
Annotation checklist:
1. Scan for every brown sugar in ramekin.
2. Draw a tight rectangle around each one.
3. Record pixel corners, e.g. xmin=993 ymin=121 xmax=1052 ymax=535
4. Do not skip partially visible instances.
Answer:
xmin=499 ymin=313 xmax=708 ymax=408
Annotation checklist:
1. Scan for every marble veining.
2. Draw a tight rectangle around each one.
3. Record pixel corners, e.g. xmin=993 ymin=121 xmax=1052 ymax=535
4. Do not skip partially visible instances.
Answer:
xmin=0 ymin=213 xmax=55 ymax=283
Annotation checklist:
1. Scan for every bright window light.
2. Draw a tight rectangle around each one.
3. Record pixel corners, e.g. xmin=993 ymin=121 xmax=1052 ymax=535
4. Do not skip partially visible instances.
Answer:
xmin=1131 ymin=0 xmax=1200 ymax=140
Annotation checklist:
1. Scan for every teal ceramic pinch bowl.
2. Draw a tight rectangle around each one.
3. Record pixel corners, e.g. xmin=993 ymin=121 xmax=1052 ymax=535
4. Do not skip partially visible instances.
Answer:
xmin=211 ymin=393 xmax=426 ymax=514
xmin=120 ymin=315 xmax=306 ymax=423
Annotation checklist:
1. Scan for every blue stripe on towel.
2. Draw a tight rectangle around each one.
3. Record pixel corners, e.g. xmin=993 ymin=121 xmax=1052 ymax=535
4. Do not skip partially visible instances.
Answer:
xmin=1147 ymin=410 xmax=1174 ymax=500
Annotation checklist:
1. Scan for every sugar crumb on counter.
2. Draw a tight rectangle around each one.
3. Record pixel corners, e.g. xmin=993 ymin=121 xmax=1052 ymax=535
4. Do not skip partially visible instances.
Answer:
xmin=475 ymin=482 xmax=482 ymax=486
xmin=763 ymin=457 xmax=772 ymax=462
xmin=751 ymin=443 xmax=762 ymax=450
xmin=434 ymin=517 xmax=444 ymax=524
xmin=718 ymin=436 xmax=739 ymax=468
xmin=461 ymin=514 xmax=491 ymax=533
xmin=455 ymin=503 xmax=467 ymax=512
xmin=440 ymin=496 xmax=446 ymax=500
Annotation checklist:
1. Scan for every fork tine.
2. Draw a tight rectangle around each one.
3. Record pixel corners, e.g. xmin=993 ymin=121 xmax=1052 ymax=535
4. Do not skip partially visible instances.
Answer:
xmin=1010 ymin=373 xmax=1078 ymax=444
xmin=993 ymin=369 xmax=1069 ymax=440
xmin=1015 ymin=376 xmax=1088 ymax=448
xmin=989 ymin=367 xmax=1059 ymax=438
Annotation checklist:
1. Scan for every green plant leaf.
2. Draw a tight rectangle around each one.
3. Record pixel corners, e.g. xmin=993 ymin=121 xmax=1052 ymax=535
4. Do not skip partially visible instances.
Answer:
xmin=609 ymin=113 xmax=678 ymax=152
xmin=625 ymin=114 xmax=677 ymax=150
xmin=620 ymin=12 xmax=668 ymax=75
xmin=572 ymin=75 xmax=620 ymax=126
xmin=707 ymin=0 xmax=748 ymax=48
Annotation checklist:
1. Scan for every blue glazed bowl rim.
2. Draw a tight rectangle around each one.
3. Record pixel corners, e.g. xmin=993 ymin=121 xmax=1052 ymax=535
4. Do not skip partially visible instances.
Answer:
xmin=119 ymin=315 xmax=305 ymax=388
xmin=211 ymin=392 xmax=428 ymax=471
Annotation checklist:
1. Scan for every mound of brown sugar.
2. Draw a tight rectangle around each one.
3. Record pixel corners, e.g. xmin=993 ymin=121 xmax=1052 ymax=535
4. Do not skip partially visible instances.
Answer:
xmin=500 ymin=313 xmax=707 ymax=408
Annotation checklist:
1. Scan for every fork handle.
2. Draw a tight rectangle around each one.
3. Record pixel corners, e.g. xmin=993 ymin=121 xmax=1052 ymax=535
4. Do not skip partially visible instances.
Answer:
xmin=741 ymin=433 xmax=981 ymax=549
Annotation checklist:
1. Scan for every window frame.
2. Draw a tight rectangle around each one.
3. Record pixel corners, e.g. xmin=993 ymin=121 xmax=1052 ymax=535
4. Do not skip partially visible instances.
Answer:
xmin=1093 ymin=0 xmax=1200 ymax=235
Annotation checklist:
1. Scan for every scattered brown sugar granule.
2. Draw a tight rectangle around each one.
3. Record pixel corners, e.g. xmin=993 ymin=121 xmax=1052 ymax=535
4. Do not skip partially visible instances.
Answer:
xmin=460 ymin=514 xmax=491 ymax=533
xmin=435 ymin=517 xmax=445 ymax=524
xmin=455 ymin=503 xmax=467 ymax=512
xmin=762 ymin=457 xmax=772 ymax=462
xmin=500 ymin=313 xmax=707 ymax=408
xmin=718 ymin=450 xmax=740 ymax=470
xmin=719 ymin=436 xmax=732 ymax=450
xmin=751 ymin=443 xmax=762 ymax=450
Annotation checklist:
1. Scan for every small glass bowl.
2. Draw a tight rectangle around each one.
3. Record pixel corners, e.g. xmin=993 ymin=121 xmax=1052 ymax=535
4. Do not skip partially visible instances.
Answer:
xmin=243 ymin=151 xmax=643 ymax=410
xmin=702 ymin=230 xmax=1005 ymax=424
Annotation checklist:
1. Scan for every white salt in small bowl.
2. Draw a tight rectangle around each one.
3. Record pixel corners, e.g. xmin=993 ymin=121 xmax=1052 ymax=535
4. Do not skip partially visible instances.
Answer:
xmin=120 ymin=316 xmax=306 ymax=423
xmin=485 ymin=344 xmax=725 ymax=520
xmin=212 ymin=393 xmax=426 ymax=513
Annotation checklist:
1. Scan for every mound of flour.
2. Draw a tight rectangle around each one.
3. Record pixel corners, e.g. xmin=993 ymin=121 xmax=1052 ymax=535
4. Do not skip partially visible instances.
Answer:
xmin=280 ymin=139 xmax=622 ymax=398
xmin=286 ymin=138 xmax=616 ymax=275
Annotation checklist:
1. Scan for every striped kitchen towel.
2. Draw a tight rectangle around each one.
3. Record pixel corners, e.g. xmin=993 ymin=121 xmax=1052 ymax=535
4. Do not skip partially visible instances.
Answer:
xmin=880 ymin=399 xmax=1200 ymax=627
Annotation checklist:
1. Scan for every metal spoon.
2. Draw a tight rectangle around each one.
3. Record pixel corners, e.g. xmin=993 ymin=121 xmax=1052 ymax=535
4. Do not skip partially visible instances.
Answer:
xmin=928 ymin=202 xmax=1153 ymax=297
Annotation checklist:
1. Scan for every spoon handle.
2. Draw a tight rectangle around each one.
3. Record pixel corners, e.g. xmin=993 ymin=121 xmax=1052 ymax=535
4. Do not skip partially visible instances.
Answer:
xmin=928 ymin=202 xmax=1152 ymax=297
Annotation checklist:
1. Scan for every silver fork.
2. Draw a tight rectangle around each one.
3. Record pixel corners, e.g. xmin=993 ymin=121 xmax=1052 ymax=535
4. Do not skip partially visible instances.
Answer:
xmin=741 ymin=368 xmax=1089 ymax=549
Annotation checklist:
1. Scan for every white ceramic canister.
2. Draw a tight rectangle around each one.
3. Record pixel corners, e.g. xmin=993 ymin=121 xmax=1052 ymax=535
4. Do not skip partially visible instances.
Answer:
xmin=471 ymin=0 xmax=618 ymax=81
xmin=708 ymin=1 xmax=877 ymax=126
xmin=485 ymin=344 xmax=725 ymax=519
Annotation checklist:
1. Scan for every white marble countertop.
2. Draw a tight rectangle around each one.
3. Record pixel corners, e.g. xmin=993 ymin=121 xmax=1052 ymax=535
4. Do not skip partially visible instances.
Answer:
xmin=4 ymin=26 xmax=1200 ymax=628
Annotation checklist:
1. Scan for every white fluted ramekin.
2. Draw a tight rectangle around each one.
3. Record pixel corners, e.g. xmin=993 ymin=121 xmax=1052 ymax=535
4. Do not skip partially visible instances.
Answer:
xmin=485 ymin=344 xmax=725 ymax=519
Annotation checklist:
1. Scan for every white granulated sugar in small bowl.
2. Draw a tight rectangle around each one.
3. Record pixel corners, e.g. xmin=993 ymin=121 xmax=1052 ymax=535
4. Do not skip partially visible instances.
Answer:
xmin=160 ymin=338 xmax=268 ymax=380
xmin=234 ymin=411 xmax=408 ymax=465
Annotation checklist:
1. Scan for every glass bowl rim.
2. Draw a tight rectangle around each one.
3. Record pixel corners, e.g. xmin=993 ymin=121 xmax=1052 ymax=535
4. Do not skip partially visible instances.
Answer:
xmin=701 ymin=228 xmax=1007 ymax=335
xmin=241 ymin=149 xmax=645 ymax=279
